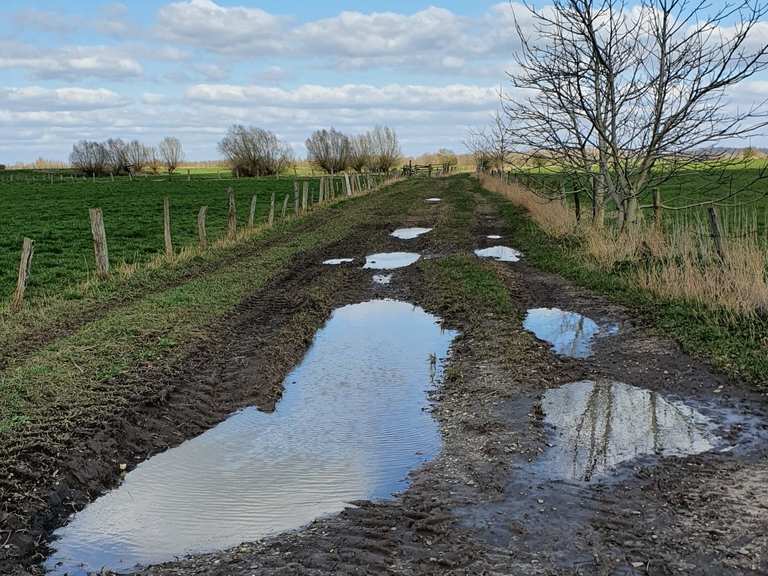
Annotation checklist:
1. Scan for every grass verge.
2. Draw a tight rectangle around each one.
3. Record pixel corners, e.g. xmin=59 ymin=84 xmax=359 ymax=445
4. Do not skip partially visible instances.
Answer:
xmin=476 ymin=174 xmax=768 ymax=390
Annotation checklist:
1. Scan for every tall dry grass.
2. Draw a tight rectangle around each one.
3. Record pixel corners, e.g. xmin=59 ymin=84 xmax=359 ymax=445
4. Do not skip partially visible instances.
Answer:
xmin=480 ymin=173 xmax=768 ymax=318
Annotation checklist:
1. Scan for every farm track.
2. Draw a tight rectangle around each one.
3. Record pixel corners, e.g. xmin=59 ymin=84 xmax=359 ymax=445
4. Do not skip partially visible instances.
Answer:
xmin=3 ymin=176 xmax=768 ymax=575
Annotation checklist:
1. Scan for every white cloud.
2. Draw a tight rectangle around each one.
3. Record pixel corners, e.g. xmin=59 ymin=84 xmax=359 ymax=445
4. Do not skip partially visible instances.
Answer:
xmin=0 ymin=87 xmax=128 ymax=111
xmin=186 ymin=83 xmax=499 ymax=110
xmin=0 ymin=42 xmax=143 ymax=80
xmin=156 ymin=0 xmax=289 ymax=54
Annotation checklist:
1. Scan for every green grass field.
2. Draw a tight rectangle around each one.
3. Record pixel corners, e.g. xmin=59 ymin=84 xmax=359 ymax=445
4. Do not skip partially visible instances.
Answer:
xmin=0 ymin=175 xmax=317 ymax=301
xmin=514 ymin=166 xmax=768 ymax=238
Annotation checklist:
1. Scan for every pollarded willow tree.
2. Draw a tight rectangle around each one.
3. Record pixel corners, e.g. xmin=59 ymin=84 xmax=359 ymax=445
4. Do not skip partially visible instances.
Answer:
xmin=506 ymin=0 xmax=768 ymax=227
xmin=219 ymin=125 xmax=294 ymax=176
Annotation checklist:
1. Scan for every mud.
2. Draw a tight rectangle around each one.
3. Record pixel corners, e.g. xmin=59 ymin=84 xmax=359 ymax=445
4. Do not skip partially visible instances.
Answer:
xmin=3 ymin=177 xmax=768 ymax=576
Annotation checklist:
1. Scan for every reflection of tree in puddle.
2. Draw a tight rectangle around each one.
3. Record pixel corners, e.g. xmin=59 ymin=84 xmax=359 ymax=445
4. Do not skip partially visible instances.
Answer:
xmin=523 ymin=308 xmax=601 ymax=358
xmin=541 ymin=380 xmax=716 ymax=481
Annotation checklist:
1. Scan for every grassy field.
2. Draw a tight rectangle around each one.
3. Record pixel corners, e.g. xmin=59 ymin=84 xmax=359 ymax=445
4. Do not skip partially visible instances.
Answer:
xmin=0 ymin=176 xmax=322 ymax=301
xmin=513 ymin=165 xmax=768 ymax=238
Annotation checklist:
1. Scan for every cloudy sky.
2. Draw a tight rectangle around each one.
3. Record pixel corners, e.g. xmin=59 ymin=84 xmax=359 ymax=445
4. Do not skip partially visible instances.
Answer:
xmin=0 ymin=0 xmax=766 ymax=163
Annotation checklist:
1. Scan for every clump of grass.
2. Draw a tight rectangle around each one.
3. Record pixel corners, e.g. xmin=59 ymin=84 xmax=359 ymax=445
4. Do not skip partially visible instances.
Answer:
xmin=480 ymin=173 xmax=577 ymax=238
xmin=481 ymin=173 xmax=768 ymax=317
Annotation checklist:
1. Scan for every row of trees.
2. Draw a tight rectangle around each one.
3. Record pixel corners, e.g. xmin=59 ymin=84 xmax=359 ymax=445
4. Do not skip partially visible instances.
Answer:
xmin=69 ymin=124 xmax=402 ymax=178
xmin=305 ymin=126 xmax=401 ymax=174
xmin=468 ymin=0 xmax=768 ymax=228
xmin=70 ymin=137 xmax=184 ymax=176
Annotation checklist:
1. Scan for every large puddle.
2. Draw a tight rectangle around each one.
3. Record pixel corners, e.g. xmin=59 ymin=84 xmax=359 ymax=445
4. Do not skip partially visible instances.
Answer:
xmin=46 ymin=300 xmax=457 ymax=575
xmin=391 ymin=228 xmax=432 ymax=240
xmin=363 ymin=252 xmax=421 ymax=270
xmin=536 ymin=380 xmax=719 ymax=481
xmin=523 ymin=308 xmax=606 ymax=358
xmin=474 ymin=246 xmax=522 ymax=262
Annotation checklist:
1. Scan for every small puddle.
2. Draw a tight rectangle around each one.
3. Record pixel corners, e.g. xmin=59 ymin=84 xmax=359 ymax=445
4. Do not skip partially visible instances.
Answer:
xmin=474 ymin=246 xmax=522 ymax=262
xmin=46 ymin=300 xmax=457 ymax=576
xmin=486 ymin=235 xmax=502 ymax=240
xmin=373 ymin=274 xmax=393 ymax=285
xmin=323 ymin=258 xmax=354 ymax=265
xmin=391 ymin=227 xmax=432 ymax=240
xmin=363 ymin=252 xmax=421 ymax=270
xmin=537 ymin=380 xmax=718 ymax=481
xmin=425 ymin=198 xmax=441 ymax=203
xmin=523 ymin=308 xmax=606 ymax=358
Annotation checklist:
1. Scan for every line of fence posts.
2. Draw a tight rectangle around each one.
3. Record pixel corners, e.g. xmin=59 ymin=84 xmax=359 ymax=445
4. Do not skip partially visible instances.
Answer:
xmin=7 ymin=172 xmax=395 ymax=311
xmin=493 ymin=169 xmax=731 ymax=264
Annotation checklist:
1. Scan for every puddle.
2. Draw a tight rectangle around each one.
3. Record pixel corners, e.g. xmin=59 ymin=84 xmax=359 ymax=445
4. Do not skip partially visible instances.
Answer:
xmin=474 ymin=246 xmax=522 ymax=262
xmin=391 ymin=227 xmax=432 ymax=240
xmin=523 ymin=308 xmax=605 ymax=358
xmin=363 ymin=252 xmax=421 ymax=270
xmin=486 ymin=235 xmax=502 ymax=240
xmin=537 ymin=380 xmax=718 ymax=481
xmin=425 ymin=197 xmax=441 ymax=203
xmin=46 ymin=300 xmax=457 ymax=576
xmin=323 ymin=258 xmax=354 ymax=265
xmin=373 ymin=274 xmax=393 ymax=285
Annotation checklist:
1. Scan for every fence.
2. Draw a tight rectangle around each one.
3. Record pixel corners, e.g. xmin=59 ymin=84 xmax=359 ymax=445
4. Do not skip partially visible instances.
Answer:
xmin=6 ymin=172 xmax=395 ymax=311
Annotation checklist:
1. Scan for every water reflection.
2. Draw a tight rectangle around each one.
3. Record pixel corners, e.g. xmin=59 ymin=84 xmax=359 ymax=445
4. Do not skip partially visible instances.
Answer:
xmin=425 ymin=198 xmax=442 ymax=203
xmin=363 ymin=252 xmax=421 ymax=270
xmin=323 ymin=258 xmax=354 ymax=265
xmin=391 ymin=228 xmax=432 ymax=240
xmin=538 ymin=380 xmax=717 ymax=481
xmin=47 ymin=300 xmax=457 ymax=575
xmin=373 ymin=274 xmax=393 ymax=285
xmin=474 ymin=246 xmax=522 ymax=262
xmin=523 ymin=308 xmax=601 ymax=358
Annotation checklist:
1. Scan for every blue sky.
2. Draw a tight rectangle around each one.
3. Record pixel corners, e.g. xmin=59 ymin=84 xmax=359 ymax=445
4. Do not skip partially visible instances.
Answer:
xmin=0 ymin=0 xmax=766 ymax=163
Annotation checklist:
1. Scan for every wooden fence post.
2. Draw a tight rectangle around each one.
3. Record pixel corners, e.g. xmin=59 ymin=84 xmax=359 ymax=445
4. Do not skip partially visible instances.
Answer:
xmin=268 ymin=190 xmax=276 ymax=226
xmin=293 ymin=180 xmax=300 ymax=215
xmin=344 ymin=173 xmax=352 ymax=196
xmin=89 ymin=208 xmax=110 ymax=278
xmin=282 ymin=194 xmax=289 ymax=218
xmin=164 ymin=197 xmax=173 ymax=258
xmin=248 ymin=194 xmax=257 ymax=228
xmin=11 ymin=238 xmax=34 ymax=311
xmin=227 ymin=187 xmax=237 ymax=239
xmin=302 ymin=181 xmax=309 ymax=213
xmin=707 ymin=206 xmax=725 ymax=260
xmin=652 ymin=187 xmax=662 ymax=227
xmin=197 ymin=206 xmax=208 ymax=250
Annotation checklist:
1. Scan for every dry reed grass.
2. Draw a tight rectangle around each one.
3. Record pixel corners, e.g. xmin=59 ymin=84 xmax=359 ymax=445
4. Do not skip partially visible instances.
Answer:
xmin=480 ymin=174 xmax=768 ymax=317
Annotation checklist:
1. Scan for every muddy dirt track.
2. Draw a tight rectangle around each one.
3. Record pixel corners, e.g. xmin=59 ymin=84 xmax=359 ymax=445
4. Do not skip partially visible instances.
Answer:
xmin=3 ymin=176 xmax=768 ymax=575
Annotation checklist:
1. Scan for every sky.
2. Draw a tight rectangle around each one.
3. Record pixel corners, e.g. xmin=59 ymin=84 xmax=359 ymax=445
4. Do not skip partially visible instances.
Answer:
xmin=0 ymin=0 xmax=766 ymax=163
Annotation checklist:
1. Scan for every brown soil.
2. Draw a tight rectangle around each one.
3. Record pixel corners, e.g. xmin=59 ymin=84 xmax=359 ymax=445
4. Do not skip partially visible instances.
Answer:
xmin=3 ymin=179 xmax=767 ymax=575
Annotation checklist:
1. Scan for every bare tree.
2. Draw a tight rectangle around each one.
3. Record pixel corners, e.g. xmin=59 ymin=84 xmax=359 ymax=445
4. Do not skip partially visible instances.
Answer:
xmin=218 ymin=125 xmax=293 ymax=176
xmin=125 ymin=140 xmax=150 ymax=174
xmin=70 ymin=140 xmax=110 ymax=176
xmin=306 ymin=128 xmax=351 ymax=173
xmin=105 ymin=138 xmax=129 ymax=175
xmin=349 ymin=133 xmax=372 ymax=172
xmin=368 ymin=126 xmax=401 ymax=172
xmin=158 ymin=137 xmax=184 ymax=175
xmin=147 ymin=146 xmax=161 ymax=174
xmin=506 ymin=0 xmax=768 ymax=227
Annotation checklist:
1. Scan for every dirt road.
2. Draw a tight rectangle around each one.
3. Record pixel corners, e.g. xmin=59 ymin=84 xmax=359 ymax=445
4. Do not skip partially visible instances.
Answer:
xmin=4 ymin=176 xmax=767 ymax=575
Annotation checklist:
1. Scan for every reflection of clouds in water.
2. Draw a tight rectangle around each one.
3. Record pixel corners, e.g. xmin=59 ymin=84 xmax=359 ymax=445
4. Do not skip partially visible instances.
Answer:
xmin=539 ymin=380 xmax=717 ymax=481
xmin=363 ymin=253 xmax=421 ymax=270
xmin=474 ymin=246 xmax=522 ymax=262
xmin=47 ymin=300 xmax=457 ymax=576
xmin=391 ymin=228 xmax=432 ymax=240
xmin=523 ymin=308 xmax=600 ymax=358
